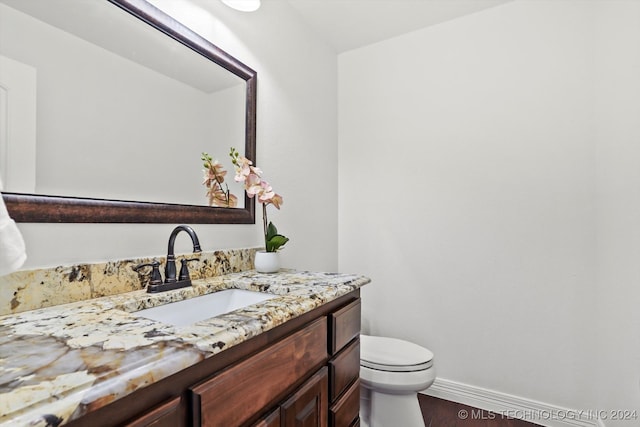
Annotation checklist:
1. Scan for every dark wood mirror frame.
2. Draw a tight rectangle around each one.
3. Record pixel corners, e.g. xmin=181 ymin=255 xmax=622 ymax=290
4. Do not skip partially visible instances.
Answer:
xmin=2 ymin=0 xmax=256 ymax=224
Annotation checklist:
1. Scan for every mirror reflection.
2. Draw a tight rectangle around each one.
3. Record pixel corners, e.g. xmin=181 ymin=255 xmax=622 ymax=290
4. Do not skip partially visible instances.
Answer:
xmin=0 ymin=0 xmax=245 ymax=207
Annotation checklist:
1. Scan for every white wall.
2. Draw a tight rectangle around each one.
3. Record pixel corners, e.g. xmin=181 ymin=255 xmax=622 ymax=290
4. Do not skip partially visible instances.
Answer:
xmin=593 ymin=1 xmax=640 ymax=421
xmin=6 ymin=0 xmax=338 ymax=271
xmin=339 ymin=0 xmax=640 ymax=419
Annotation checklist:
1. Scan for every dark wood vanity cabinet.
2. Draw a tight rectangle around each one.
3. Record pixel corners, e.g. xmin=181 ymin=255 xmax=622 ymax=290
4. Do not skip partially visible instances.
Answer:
xmin=246 ymin=297 xmax=362 ymax=427
xmin=328 ymin=299 xmax=361 ymax=427
xmin=69 ymin=291 xmax=361 ymax=427
xmin=191 ymin=317 xmax=329 ymax=426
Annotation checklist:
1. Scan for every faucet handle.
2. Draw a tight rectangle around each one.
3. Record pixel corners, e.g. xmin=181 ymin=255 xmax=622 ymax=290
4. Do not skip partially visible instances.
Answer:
xmin=133 ymin=260 xmax=163 ymax=286
xmin=178 ymin=258 xmax=199 ymax=281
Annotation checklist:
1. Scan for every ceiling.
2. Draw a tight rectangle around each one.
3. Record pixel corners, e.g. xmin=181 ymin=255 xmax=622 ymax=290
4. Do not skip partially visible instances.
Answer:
xmin=285 ymin=0 xmax=511 ymax=53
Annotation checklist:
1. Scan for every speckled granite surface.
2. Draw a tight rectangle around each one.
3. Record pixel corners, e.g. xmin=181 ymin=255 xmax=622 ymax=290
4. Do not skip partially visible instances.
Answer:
xmin=0 ymin=249 xmax=256 ymax=316
xmin=0 ymin=270 xmax=370 ymax=426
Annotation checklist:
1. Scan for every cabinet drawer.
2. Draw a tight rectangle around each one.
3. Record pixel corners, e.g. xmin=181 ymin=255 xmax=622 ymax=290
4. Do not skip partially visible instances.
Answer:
xmin=191 ymin=318 xmax=328 ymax=427
xmin=124 ymin=396 xmax=184 ymax=427
xmin=252 ymin=408 xmax=280 ymax=427
xmin=329 ymin=339 xmax=360 ymax=402
xmin=329 ymin=379 xmax=360 ymax=427
xmin=329 ymin=299 xmax=361 ymax=355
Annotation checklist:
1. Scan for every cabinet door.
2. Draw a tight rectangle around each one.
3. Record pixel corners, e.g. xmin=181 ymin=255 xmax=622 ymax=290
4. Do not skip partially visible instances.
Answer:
xmin=281 ymin=367 xmax=328 ymax=427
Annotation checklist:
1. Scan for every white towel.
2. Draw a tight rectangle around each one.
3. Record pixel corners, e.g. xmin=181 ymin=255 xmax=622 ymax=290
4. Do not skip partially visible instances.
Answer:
xmin=0 ymin=178 xmax=26 ymax=276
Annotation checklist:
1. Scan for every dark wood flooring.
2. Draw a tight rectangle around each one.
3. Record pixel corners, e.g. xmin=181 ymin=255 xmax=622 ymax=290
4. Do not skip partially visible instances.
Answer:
xmin=418 ymin=395 xmax=542 ymax=427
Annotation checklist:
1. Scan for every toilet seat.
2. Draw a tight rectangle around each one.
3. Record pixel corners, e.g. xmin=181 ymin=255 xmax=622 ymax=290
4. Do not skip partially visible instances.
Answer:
xmin=360 ymin=335 xmax=434 ymax=372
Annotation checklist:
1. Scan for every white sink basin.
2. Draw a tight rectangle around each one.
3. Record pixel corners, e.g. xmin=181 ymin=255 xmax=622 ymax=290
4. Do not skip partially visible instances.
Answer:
xmin=134 ymin=289 xmax=276 ymax=327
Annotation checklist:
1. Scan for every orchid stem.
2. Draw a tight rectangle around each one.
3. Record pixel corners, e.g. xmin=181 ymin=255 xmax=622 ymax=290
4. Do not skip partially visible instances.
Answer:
xmin=262 ymin=203 xmax=268 ymax=250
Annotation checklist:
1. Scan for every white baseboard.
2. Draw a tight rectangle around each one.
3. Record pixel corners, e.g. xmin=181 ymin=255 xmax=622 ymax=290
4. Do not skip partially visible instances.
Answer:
xmin=421 ymin=378 xmax=606 ymax=427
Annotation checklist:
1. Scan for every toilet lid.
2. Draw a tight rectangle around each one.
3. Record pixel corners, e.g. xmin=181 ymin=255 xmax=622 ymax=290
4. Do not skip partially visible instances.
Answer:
xmin=361 ymin=335 xmax=434 ymax=372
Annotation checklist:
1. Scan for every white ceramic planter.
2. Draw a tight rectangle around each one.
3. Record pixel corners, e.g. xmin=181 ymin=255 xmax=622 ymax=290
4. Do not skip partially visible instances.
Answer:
xmin=254 ymin=251 xmax=280 ymax=273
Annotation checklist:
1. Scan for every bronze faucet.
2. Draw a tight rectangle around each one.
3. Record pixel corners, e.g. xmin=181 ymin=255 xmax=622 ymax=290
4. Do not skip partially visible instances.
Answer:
xmin=165 ymin=225 xmax=202 ymax=283
xmin=133 ymin=225 xmax=202 ymax=293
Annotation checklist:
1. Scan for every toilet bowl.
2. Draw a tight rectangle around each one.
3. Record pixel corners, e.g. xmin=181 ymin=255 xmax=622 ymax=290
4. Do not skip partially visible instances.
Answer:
xmin=360 ymin=335 xmax=435 ymax=427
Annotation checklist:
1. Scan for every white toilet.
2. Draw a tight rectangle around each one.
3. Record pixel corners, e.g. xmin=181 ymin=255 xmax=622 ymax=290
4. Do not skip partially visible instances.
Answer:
xmin=359 ymin=335 xmax=435 ymax=427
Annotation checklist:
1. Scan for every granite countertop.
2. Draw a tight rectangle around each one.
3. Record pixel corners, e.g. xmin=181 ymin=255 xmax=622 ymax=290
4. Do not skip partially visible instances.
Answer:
xmin=0 ymin=270 xmax=370 ymax=427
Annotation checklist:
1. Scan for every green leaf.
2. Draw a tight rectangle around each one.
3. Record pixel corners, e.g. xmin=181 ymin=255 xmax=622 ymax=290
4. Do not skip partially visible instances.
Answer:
xmin=266 ymin=222 xmax=278 ymax=241
xmin=266 ymin=234 xmax=289 ymax=252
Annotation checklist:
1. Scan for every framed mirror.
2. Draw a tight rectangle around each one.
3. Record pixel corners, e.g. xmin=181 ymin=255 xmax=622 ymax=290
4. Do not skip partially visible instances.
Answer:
xmin=0 ymin=0 xmax=256 ymax=223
